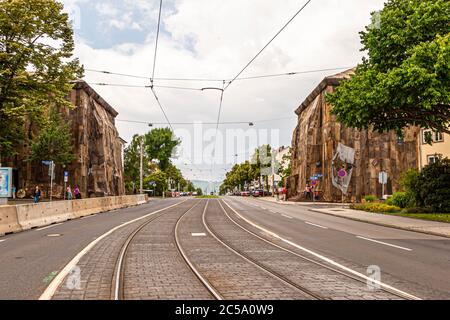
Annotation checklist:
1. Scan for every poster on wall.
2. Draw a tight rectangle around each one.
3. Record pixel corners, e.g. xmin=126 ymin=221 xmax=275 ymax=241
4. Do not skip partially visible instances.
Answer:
xmin=0 ymin=168 xmax=13 ymax=198
xmin=331 ymin=143 xmax=355 ymax=194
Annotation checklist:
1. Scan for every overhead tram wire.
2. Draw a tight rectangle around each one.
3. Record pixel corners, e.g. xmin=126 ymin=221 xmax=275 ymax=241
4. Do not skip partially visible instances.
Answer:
xmin=152 ymin=0 xmax=163 ymax=81
xmin=223 ymin=0 xmax=313 ymax=91
xmin=87 ymin=82 xmax=204 ymax=91
xmin=84 ymin=66 xmax=351 ymax=83
xmin=209 ymin=0 xmax=313 ymax=183
xmin=147 ymin=0 xmax=176 ymax=132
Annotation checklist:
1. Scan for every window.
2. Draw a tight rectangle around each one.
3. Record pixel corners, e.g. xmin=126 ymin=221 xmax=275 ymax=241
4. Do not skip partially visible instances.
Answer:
xmin=427 ymin=154 xmax=442 ymax=165
xmin=423 ymin=130 xmax=444 ymax=144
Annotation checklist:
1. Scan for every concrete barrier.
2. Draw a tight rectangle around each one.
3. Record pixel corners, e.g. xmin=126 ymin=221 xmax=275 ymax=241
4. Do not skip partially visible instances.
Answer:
xmin=1 ymin=195 xmax=149 ymax=235
xmin=0 ymin=206 xmax=22 ymax=236
xmin=16 ymin=201 xmax=75 ymax=231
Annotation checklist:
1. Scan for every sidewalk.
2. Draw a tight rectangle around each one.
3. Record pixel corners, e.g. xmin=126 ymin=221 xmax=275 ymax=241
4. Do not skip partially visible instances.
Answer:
xmin=255 ymin=196 xmax=450 ymax=238
xmin=256 ymin=196 xmax=350 ymax=207
xmin=310 ymin=207 xmax=450 ymax=238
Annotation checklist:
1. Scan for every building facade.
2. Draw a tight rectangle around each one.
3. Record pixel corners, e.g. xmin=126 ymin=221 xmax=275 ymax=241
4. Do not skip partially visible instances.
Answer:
xmin=268 ymin=146 xmax=290 ymax=192
xmin=418 ymin=130 xmax=450 ymax=169
xmin=3 ymin=81 xmax=125 ymax=199
xmin=289 ymin=69 xmax=419 ymax=203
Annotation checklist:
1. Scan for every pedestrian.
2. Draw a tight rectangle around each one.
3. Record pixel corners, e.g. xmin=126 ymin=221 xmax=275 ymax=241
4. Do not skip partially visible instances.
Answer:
xmin=282 ymin=186 xmax=287 ymax=201
xmin=12 ymin=185 xmax=16 ymax=200
xmin=304 ymin=185 xmax=311 ymax=200
xmin=67 ymin=186 xmax=73 ymax=200
xmin=275 ymin=188 xmax=280 ymax=201
xmin=74 ymin=185 xmax=81 ymax=200
xmin=33 ymin=186 xmax=41 ymax=203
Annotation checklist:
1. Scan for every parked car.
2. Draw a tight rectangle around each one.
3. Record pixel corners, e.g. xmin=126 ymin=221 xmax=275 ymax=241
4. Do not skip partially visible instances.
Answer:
xmin=241 ymin=191 xmax=250 ymax=197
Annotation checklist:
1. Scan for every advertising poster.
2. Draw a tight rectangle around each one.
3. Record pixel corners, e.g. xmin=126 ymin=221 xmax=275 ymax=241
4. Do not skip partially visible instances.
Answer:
xmin=0 ymin=167 xmax=12 ymax=198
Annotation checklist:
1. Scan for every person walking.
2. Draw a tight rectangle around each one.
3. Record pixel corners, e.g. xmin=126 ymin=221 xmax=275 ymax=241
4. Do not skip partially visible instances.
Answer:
xmin=67 ymin=186 xmax=73 ymax=200
xmin=33 ymin=186 xmax=41 ymax=203
xmin=12 ymin=185 xmax=16 ymax=200
xmin=281 ymin=186 xmax=287 ymax=201
xmin=74 ymin=185 xmax=81 ymax=200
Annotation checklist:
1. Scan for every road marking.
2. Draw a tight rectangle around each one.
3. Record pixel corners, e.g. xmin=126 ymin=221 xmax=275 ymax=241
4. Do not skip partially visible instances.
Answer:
xmin=221 ymin=199 xmax=421 ymax=300
xmin=47 ymin=234 xmax=62 ymax=237
xmin=305 ymin=221 xmax=328 ymax=229
xmin=39 ymin=199 xmax=189 ymax=300
xmin=0 ymin=239 xmax=6 ymax=243
xmin=191 ymin=233 xmax=207 ymax=237
xmin=36 ymin=223 xmax=63 ymax=231
xmin=81 ymin=214 xmax=97 ymax=220
xmin=281 ymin=214 xmax=293 ymax=219
xmin=356 ymin=236 xmax=412 ymax=251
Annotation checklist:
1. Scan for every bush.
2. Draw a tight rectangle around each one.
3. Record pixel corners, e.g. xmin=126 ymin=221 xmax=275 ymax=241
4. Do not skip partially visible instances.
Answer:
xmin=401 ymin=207 xmax=435 ymax=214
xmin=351 ymin=203 xmax=401 ymax=213
xmin=364 ymin=195 xmax=378 ymax=203
xmin=390 ymin=192 xmax=414 ymax=209
xmin=415 ymin=158 xmax=450 ymax=213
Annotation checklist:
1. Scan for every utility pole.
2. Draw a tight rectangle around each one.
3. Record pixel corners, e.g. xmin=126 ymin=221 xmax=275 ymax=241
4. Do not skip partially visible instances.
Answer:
xmin=140 ymin=136 xmax=144 ymax=195
xmin=49 ymin=161 xmax=54 ymax=202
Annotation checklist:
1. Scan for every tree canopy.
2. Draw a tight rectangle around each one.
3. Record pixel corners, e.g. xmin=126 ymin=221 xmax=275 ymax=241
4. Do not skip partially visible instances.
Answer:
xmin=327 ymin=0 xmax=450 ymax=135
xmin=0 ymin=0 xmax=83 ymax=158
xmin=30 ymin=107 xmax=75 ymax=165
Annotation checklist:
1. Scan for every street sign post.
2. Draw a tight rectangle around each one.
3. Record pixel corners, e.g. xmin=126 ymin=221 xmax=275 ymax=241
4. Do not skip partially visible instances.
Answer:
xmin=379 ymin=171 xmax=388 ymax=199
xmin=64 ymin=171 xmax=69 ymax=200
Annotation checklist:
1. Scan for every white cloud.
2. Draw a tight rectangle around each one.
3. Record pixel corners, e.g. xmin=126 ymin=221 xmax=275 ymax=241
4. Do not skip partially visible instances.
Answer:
xmin=66 ymin=0 xmax=385 ymax=181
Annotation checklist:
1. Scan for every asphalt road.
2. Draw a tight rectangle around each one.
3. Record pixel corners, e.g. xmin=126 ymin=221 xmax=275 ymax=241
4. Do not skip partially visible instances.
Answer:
xmin=224 ymin=197 xmax=450 ymax=299
xmin=0 ymin=197 xmax=448 ymax=300
xmin=0 ymin=198 xmax=185 ymax=300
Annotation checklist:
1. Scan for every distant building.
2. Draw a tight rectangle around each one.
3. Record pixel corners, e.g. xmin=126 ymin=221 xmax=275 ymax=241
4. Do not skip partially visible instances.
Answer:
xmin=3 ymin=80 xmax=125 ymax=198
xmin=418 ymin=130 xmax=450 ymax=168
xmin=289 ymin=69 xmax=419 ymax=202
xmin=268 ymin=146 xmax=290 ymax=192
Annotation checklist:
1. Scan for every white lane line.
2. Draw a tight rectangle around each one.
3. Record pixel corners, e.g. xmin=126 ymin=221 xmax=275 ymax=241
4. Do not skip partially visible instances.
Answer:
xmin=0 ymin=239 xmax=6 ymax=243
xmin=222 ymin=199 xmax=421 ymax=300
xmin=356 ymin=236 xmax=412 ymax=252
xmin=81 ymin=214 xmax=97 ymax=220
xmin=281 ymin=214 xmax=293 ymax=219
xmin=305 ymin=221 xmax=328 ymax=229
xmin=36 ymin=223 xmax=63 ymax=231
xmin=39 ymin=199 xmax=189 ymax=300
xmin=191 ymin=233 xmax=207 ymax=237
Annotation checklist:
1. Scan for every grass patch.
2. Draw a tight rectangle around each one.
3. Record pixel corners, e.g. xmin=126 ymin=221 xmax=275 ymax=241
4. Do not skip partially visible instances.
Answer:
xmin=196 ymin=195 xmax=220 ymax=199
xmin=383 ymin=212 xmax=450 ymax=223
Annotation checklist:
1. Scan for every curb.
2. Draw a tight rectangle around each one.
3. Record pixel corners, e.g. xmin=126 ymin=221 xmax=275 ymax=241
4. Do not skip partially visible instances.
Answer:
xmin=309 ymin=209 xmax=450 ymax=239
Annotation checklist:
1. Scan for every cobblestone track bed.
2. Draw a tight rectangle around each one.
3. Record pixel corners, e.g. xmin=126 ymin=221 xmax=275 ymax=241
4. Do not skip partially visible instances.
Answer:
xmin=210 ymin=199 xmax=403 ymax=300
xmin=51 ymin=200 xmax=200 ymax=300
xmin=122 ymin=200 xmax=215 ymax=300
xmin=177 ymin=200 xmax=313 ymax=300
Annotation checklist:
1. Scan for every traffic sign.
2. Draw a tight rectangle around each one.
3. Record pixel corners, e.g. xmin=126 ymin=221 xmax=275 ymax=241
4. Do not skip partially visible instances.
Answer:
xmin=64 ymin=171 xmax=69 ymax=183
xmin=379 ymin=171 xmax=388 ymax=184
xmin=311 ymin=180 xmax=318 ymax=187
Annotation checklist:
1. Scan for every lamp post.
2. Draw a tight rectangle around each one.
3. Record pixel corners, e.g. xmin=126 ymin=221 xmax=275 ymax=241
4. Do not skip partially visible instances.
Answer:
xmin=140 ymin=136 xmax=144 ymax=195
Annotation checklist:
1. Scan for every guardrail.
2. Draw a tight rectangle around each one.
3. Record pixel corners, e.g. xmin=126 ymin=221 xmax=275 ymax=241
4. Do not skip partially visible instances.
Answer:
xmin=0 ymin=194 xmax=148 ymax=236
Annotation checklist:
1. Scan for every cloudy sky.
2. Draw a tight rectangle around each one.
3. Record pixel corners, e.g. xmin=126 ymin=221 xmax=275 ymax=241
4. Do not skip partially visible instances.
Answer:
xmin=60 ymin=0 xmax=384 ymax=182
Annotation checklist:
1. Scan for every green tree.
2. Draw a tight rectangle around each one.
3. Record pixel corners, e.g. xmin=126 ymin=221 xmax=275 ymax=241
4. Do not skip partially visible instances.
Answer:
xmin=251 ymin=145 xmax=272 ymax=190
xmin=0 ymin=0 xmax=83 ymax=158
xmin=327 ymin=0 xmax=450 ymax=135
xmin=196 ymin=188 xmax=203 ymax=196
xmin=123 ymin=135 xmax=150 ymax=191
xmin=144 ymin=128 xmax=180 ymax=171
xmin=144 ymin=170 xmax=167 ymax=197
xmin=30 ymin=107 xmax=75 ymax=165
xmin=278 ymin=148 xmax=292 ymax=182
